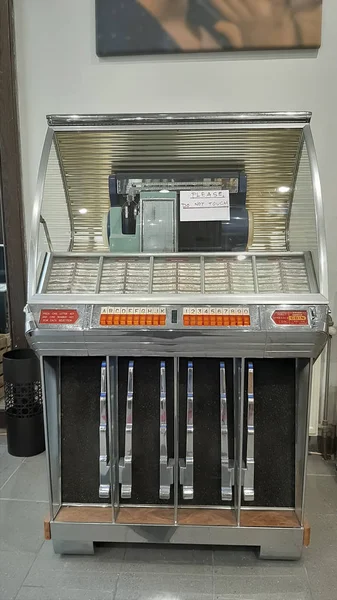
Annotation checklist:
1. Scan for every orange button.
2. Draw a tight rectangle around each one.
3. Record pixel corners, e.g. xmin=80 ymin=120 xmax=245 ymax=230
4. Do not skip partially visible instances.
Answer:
xmin=159 ymin=316 xmax=166 ymax=326
xmin=237 ymin=316 xmax=244 ymax=326
xmin=216 ymin=316 xmax=223 ymax=326
xmin=153 ymin=316 xmax=159 ymax=325
xmin=146 ymin=315 xmax=153 ymax=326
xmin=100 ymin=316 xmax=107 ymax=325
xmin=223 ymin=316 xmax=230 ymax=326
xmin=133 ymin=315 xmax=140 ymax=325
xmin=190 ymin=316 xmax=197 ymax=326
xmin=203 ymin=316 xmax=210 ymax=326
xmin=113 ymin=315 xmax=120 ymax=325
xmin=244 ymin=316 xmax=251 ymax=326
xmin=210 ymin=317 xmax=217 ymax=326
xmin=140 ymin=316 xmax=146 ymax=326
xmin=120 ymin=315 xmax=127 ymax=325
xmin=126 ymin=317 xmax=133 ymax=326
xmin=183 ymin=316 xmax=190 ymax=326
xmin=107 ymin=316 xmax=114 ymax=325
xmin=229 ymin=316 xmax=236 ymax=326
xmin=197 ymin=316 xmax=203 ymax=326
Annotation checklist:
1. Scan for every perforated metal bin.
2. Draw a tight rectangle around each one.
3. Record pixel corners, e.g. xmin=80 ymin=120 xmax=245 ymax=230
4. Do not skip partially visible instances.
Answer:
xmin=4 ymin=349 xmax=44 ymax=457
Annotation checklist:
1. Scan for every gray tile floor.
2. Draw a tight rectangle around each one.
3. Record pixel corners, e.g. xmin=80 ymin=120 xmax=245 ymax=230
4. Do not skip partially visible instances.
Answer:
xmin=0 ymin=431 xmax=336 ymax=600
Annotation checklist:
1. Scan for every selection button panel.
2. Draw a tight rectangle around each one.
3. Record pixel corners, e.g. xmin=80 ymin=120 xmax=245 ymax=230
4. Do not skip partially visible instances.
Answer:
xmin=100 ymin=306 xmax=167 ymax=327
xmin=183 ymin=307 xmax=251 ymax=327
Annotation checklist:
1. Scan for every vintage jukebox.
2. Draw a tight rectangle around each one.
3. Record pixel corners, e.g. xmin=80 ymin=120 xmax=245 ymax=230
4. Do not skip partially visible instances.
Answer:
xmin=26 ymin=113 xmax=328 ymax=559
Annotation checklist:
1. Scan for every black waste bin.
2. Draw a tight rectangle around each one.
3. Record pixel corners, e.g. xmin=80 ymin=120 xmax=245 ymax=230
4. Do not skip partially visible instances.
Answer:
xmin=3 ymin=349 xmax=45 ymax=457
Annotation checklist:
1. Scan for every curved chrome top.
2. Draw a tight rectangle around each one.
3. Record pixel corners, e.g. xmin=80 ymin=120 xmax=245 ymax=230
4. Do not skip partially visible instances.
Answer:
xmin=47 ymin=112 xmax=312 ymax=128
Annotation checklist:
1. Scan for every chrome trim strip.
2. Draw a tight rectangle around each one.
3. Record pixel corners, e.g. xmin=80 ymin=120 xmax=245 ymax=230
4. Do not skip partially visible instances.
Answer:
xmin=28 ymin=127 xmax=54 ymax=301
xmin=40 ymin=216 xmax=53 ymax=252
xmin=149 ymin=256 xmax=154 ymax=294
xmin=220 ymin=362 xmax=234 ymax=501
xmin=252 ymin=256 xmax=259 ymax=294
xmin=47 ymin=251 xmax=307 ymax=258
xmin=47 ymin=112 xmax=312 ymax=128
xmin=243 ymin=362 xmax=255 ymax=502
xmin=200 ymin=256 xmax=205 ymax=294
xmin=179 ymin=361 xmax=194 ymax=500
xmin=99 ymin=360 xmax=110 ymax=499
xmin=303 ymin=126 xmax=329 ymax=299
xmin=53 ymin=133 xmax=75 ymax=252
xmin=119 ymin=360 xmax=134 ymax=499
xmin=304 ymin=251 xmax=318 ymax=293
xmin=37 ymin=252 xmax=51 ymax=294
xmin=30 ymin=292 xmax=328 ymax=306
xmin=95 ymin=257 xmax=104 ymax=294
xmin=173 ymin=356 xmax=179 ymax=524
xmin=159 ymin=361 xmax=174 ymax=500
xmin=237 ymin=359 xmax=245 ymax=526
xmin=40 ymin=357 xmax=54 ymax=519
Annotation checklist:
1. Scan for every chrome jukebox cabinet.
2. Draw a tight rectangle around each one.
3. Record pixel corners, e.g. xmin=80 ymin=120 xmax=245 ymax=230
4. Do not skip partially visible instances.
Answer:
xmin=26 ymin=113 xmax=329 ymax=559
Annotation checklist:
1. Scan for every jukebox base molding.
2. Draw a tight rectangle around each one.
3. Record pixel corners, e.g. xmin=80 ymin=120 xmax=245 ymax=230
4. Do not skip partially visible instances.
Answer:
xmin=51 ymin=505 xmax=305 ymax=560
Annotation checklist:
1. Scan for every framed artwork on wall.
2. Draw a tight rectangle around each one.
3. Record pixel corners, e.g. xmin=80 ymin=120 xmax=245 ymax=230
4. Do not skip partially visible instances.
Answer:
xmin=96 ymin=0 xmax=323 ymax=57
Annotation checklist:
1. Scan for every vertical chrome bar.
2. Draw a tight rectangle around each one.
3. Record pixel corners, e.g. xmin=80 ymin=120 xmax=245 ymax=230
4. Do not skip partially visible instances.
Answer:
xmin=251 ymin=255 xmax=259 ymax=293
xmin=200 ymin=256 xmax=205 ymax=294
xmin=37 ymin=252 xmax=51 ymax=294
xmin=304 ymin=251 xmax=317 ymax=293
xmin=149 ymin=255 xmax=154 ymax=293
xmin=173 ymin=357 xmax=179 ymax=524
xmin=40 ymin=357 xmax=54 ymax=520
xmin=279 ymin=258 xmax=286 ymax=292
xmin=220 ymin=362 xmax=234 ymax=501
xmin=106 ymin=357 xmax=115 ymax=521
xmin=295 ymin=358 xmax=313 ymax=525
xmin=113 ymin=358 xmax=120 ymax=518
xmin=159 ymin=361 xmax=174 ymax=500
xmin=119 ymin=360 xmax=134 ymax=499
xmin=179 ymin=361 xmax=194 ymax=500
xmin=99 ymin=360 xmax=110 ymax=499
xmin=237 ymin=359 xmax=245 ymax=526
xmin=95 ymin=256 xmax=104 ymax=293
xmin=243 ymin=362 xmax=255 ymax=502
xmin=123 ymin=260 xmax=128 ymax=294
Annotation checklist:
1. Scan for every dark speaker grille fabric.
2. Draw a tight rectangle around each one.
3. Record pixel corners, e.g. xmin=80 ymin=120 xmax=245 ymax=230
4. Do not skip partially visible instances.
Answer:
xmin=118 ymin=357 xmax=174 ymax=505
xmin=61 ymin=357 xmax=107 ymax=504
xmin=179 ymin=358 xmax=234 ymax=506
xmin=242 ymin=358 xmax=296 ymax=508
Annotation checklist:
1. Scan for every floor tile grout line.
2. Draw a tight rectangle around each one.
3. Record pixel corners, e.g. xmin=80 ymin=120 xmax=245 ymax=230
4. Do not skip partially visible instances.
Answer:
xmin=0 ymin=497 xmax=49 ymax=503
xmin=0 ymin=460 xmax=25 ymax=491
xmin=19 ymin=540 xmax=47 ymax=591
xmin=303 ymin=564 xmax=316 ymax=600
xmin=112 ymin=572 xmax=120 ymax=600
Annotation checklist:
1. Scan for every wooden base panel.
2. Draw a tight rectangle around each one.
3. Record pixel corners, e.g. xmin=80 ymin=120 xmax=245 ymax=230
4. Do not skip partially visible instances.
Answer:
xmin=303 ymin=519 xmax=311 ymax=547
xmin=178 ymin=508 xmax=236 ymax=526
xmin=44 ymin=516 xmax=51 ymax=540
xmin=117 ymin=507 xmax=174 ymax=525
xmin=54 ymin=506 xmax=303 ymax=535
xmin=240 ymin=510 xmax=300 ymax=528
xmin=56 ymin=506 xmax=113 ymax=523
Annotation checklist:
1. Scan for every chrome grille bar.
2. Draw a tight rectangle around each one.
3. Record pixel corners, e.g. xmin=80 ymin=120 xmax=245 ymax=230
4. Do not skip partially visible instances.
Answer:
xmin=220 ymin=361 xmax=234 ymax=501
xmin=119 ymin=360 xmax=134 ymax=499
xmin=159 ymin=361 xmax=174 ymax=500
xmin=243 ymin=362 xmax=255 ymax=502
xmin=179 ymin=361 xmax=194 ymax=500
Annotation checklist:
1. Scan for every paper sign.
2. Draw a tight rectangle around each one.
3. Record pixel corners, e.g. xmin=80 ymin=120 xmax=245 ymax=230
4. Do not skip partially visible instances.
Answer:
xmin=180 ymin=190 xmax=230 ymax=222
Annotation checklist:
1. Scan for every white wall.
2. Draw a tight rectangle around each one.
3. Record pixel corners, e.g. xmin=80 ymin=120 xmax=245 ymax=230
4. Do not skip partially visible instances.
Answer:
xmin=14 ymin=0 xmax=337 ymax=416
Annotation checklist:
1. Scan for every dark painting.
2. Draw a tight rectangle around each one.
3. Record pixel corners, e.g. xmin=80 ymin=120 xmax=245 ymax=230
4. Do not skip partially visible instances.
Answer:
xmin=96 ymin=0 xmax=322 ymax=57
